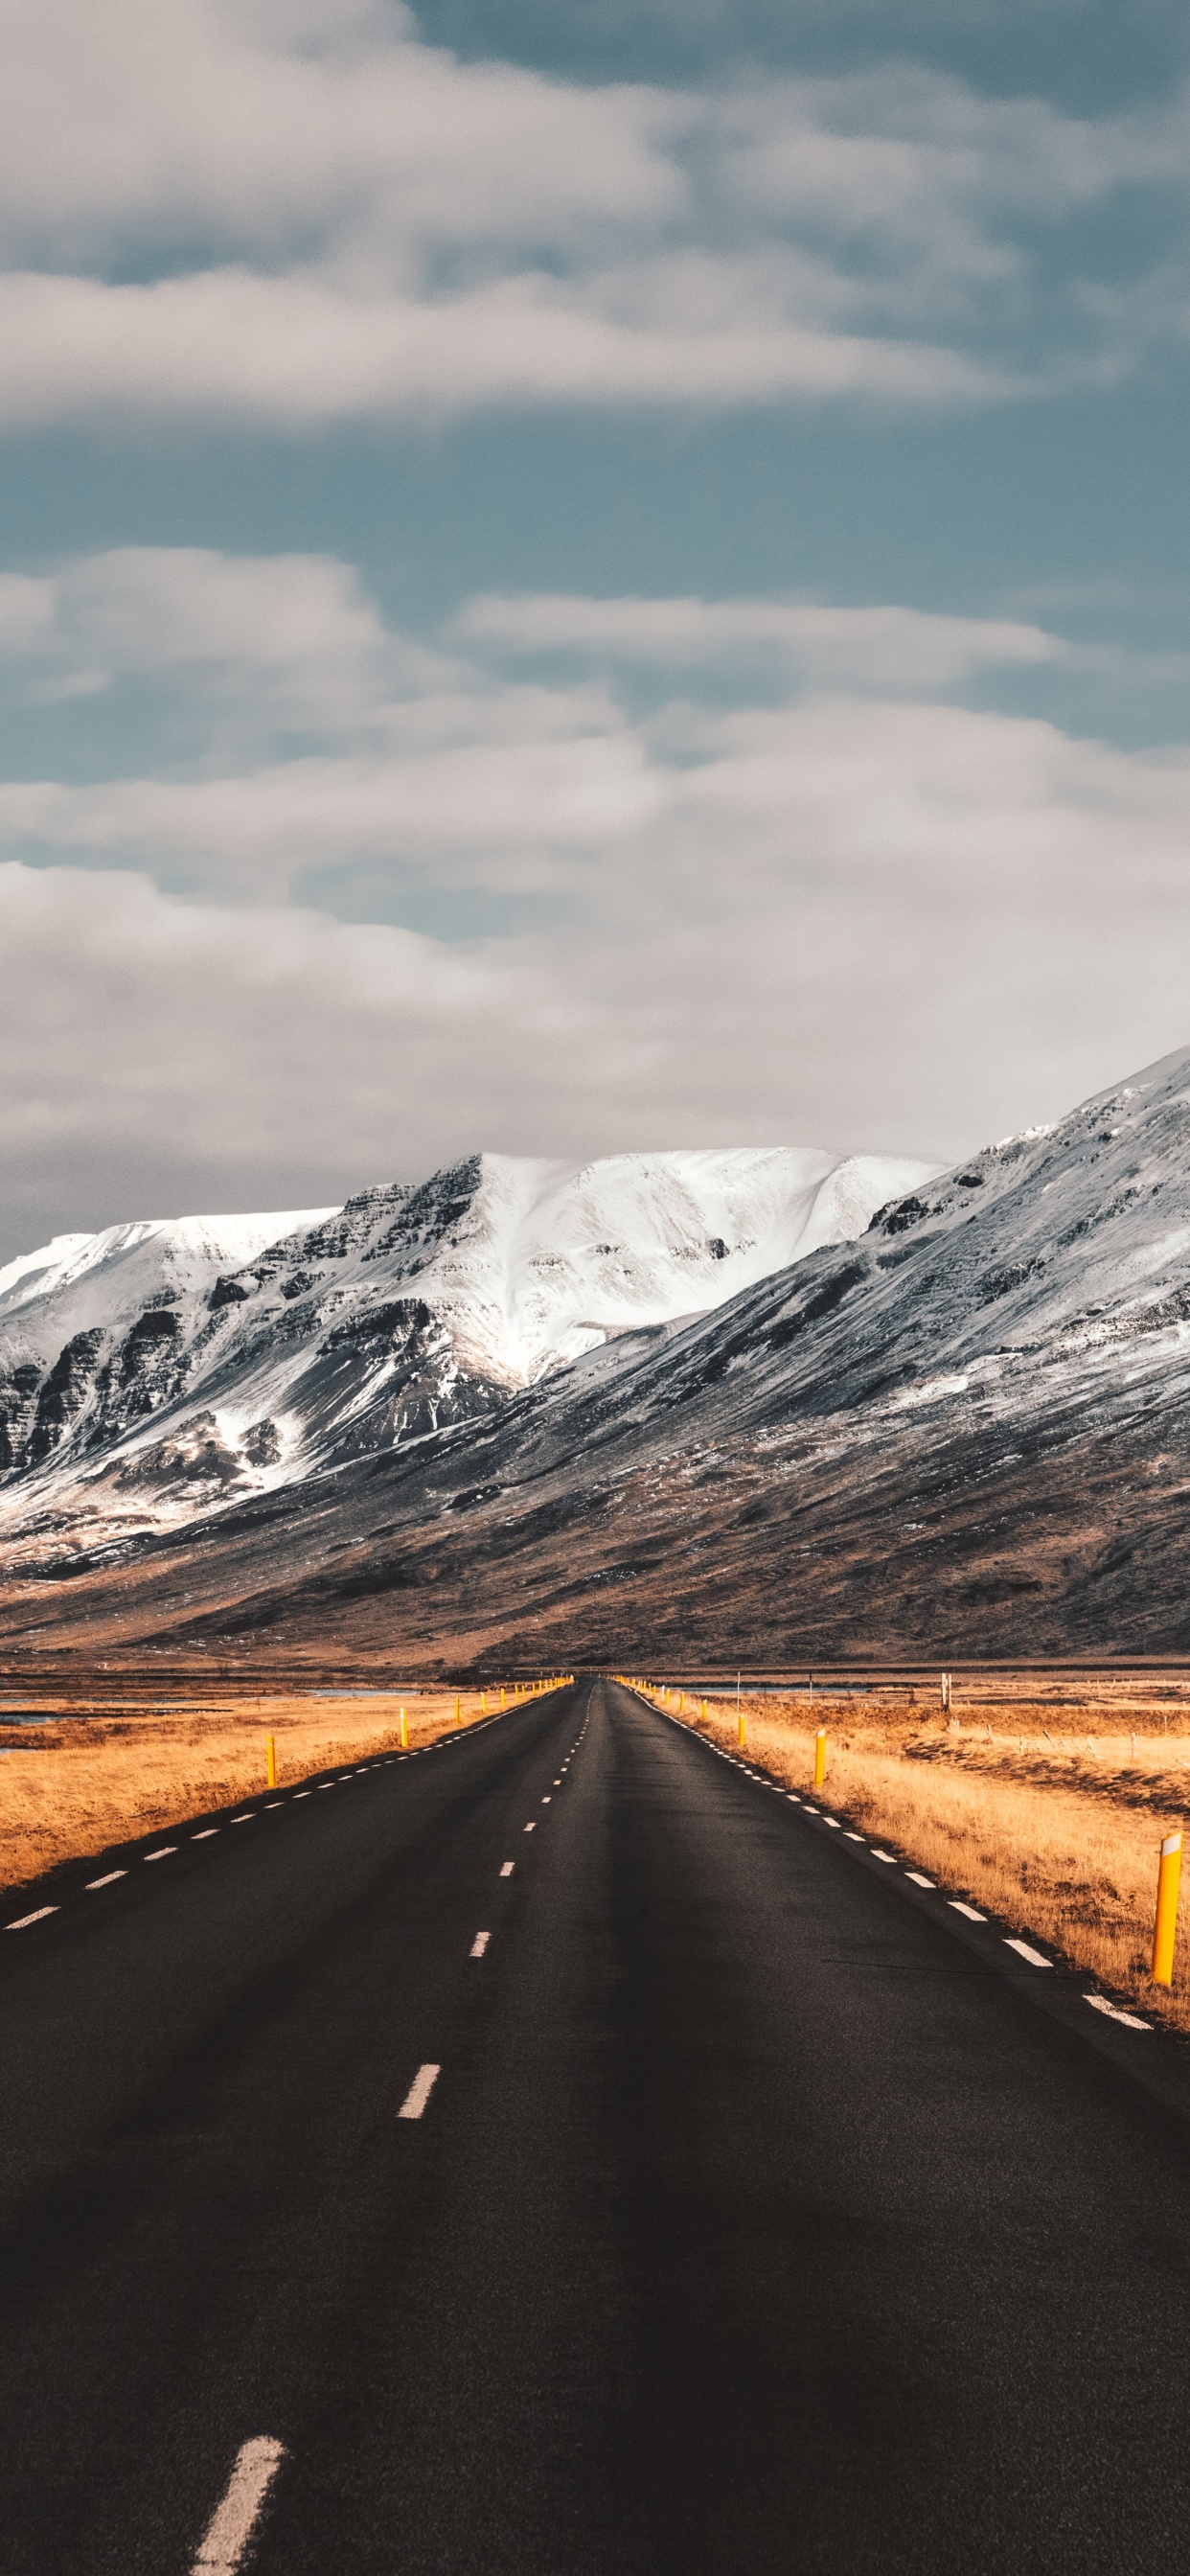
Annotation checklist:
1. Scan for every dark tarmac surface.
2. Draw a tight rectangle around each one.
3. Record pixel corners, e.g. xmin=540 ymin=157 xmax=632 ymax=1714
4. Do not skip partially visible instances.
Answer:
xmin=2 ymin=1674 xmax=1190 ymax=2573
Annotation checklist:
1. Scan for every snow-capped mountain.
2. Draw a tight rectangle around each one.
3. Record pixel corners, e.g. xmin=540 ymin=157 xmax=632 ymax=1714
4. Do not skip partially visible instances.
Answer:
xmin=0 ymin=1209 xmax=335 ymax=1471
xmin=9 ymin=1042 xmax=1186 ymax=1668
xmin=0 ymin=1143 xmax=936 ymax=1536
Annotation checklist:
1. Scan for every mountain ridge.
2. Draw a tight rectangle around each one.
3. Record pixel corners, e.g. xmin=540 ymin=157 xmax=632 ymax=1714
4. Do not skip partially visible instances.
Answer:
xmin=5 ymin=1046 xmax=1189 ymax=1668
xmin=0 ymin=1141 xmax=936 ymax=1547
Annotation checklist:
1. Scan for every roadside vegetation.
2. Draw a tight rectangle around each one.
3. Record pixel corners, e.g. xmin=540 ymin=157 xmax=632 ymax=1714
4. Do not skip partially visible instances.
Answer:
xmin=672 ymin=1683 xmax=1190 ymax=2035
xmin=0 ymin=1687 xmax=495 ymax=1894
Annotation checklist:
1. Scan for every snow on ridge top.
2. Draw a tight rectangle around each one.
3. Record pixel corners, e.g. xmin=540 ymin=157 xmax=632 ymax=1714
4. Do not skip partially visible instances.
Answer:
xmin=0 ymin=1206 xmax=340 ymax=1353
xmin=452 ymin=1144 xmax=942 ymax=1381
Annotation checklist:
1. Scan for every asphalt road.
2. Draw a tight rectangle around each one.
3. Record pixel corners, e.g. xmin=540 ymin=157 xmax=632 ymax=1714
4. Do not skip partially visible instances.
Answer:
xmin=3 ymin=1675 xmax=1190 ymax=2574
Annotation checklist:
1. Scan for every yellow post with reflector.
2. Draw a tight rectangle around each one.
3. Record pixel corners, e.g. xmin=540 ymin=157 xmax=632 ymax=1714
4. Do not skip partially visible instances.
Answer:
xmin=813 ymin=1728 xmax=826 ymax=1789
xmin=266 ymin=1734 xmax=276 ymax=1789
xmin=481 ymin=1690 xmax=488 ymax=1715
xmin=738 ymin=1712 xmax=746 ymax=1749
xmin=1152 ymin=1829 xmax=1182 ymax=1985
xmin=400 ymin=1707 xmax=407 ymax=1748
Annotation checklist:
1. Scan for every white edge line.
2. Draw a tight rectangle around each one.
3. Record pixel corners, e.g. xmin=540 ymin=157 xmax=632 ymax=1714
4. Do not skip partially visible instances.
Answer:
xmin=1084 ymin=1992 xmax=1152 ymax=2032
xmin=949 ymin=1900 xmax=987 ymax=1922
xmin=469 ymin=1931 xmax=491 ymax=1957
xmin=191 ymin=2434 xmax=286 ymax=2574
xmin=399 ymin=2062 xmax=441 ymax=2120
xmin=1004 ymin=1938 xmax=1053 ymax=1969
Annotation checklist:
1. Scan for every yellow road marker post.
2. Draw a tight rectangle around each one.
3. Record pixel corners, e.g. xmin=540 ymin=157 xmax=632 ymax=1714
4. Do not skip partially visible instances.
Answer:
xmin=738 ymin=1712 xmax=746 ymax=1750
xmin=400 ymin=1708 xmax=407 ymax=1749
xmin=455 ymin=1695 xmax=462 ymax=1728
xmin=500 ymin=1685 xmax=506 ymax=1709
xmin=266 ymin=1734 xmax=276 ymax=1789
xmin=1152 ymin=1829 xmax=1182 ymax=1985
xmin=481 ymin=1690 xmax=488 ymax=1715
xmin=813 ymin=1727 xmax=826 ymax=1789
xmin=701 ymin=1698 xmax=707 ymax=1721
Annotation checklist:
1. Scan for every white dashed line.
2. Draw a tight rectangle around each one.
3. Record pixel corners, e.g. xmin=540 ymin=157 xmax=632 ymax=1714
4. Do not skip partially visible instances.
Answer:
xmin=823 ymin=1817 xmax=841 ymax=1829
xmin=1005 ymin=1938 xmax=1052 ymax=1969
xmin=145 ymin=1847 xmax=176 ymax=1862
xmin=399 ymin=2062 xmax=441 ymax=2121
xmin=192 ymin=1829 xmax=218 ymax=1841
xmin=470 ymin=1931 xmax=491 ymax=1958
xmin=844 ymin=1831 xmax=864 ymax=1842
xmin=524 ymin=1822 xmax=537 ymax=1833
xmin=6 ymin=1906 xmax=57 ymax=1930
xmin=871 ymin=1850 xmax=898 ymax=1865
xmin=541 ymin=1795 xmax=551 ymax=1805
xmin=85 ymin=1871 xmax=126 ymax=1890
xmin=264 ymin=1802 xmax=283 ymax=1810
xmin=319 ymin=1783 xmax=334 ymax=1791
xmin=803 ymin=1806 xmax=819 ymax=1816
xmin=905 ymin=1871 xmax=935 ymax=1889
xmin=787 ymin=1794 xmax=801 ymax=1804
xmin=190 ymin=2434 xmax=286 ymax=2575
xmin=231 ymin=1818 xmax=254 ymax=1828
xmin=500 ymin=1862 xmax=515 ymax=1877
xmin=293 ymin=1792 xmax=311 ymax=1801
xmin=1085 ymin=1993 xmax=1151 ymax=2032
xmin=949 ymin=1900 xmax=986 ymax=1922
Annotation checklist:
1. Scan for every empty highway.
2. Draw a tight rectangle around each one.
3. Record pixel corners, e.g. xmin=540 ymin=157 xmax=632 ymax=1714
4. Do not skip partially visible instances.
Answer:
xmin=1 ymin=1676 xmax=1189 ymax=2573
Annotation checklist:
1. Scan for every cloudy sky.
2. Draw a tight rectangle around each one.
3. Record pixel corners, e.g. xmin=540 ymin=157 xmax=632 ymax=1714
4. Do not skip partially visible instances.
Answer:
xmin=3 ymin=0 xmax=1190 ymax=1251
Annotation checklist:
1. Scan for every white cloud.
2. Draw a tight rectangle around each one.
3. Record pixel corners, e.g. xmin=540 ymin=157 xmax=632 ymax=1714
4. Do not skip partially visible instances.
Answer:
xmin=3 ymin=551 xmax=1190 ymax=907
xmin=2 ymin=564 xmax=1190 ymax=1256
xmin=454 ymin=591 xmax=1073 ymax=689
xmin=3 ymin=547 xmax=1190 ymax=1255
xmin=0 ymin=0 xmax=682 ymax=268
xmin=0 ymin=545 xmax=453 ymax=722
xmin=0 ymin=3 xmax=1184 ymax=426
xmin=2 ymin=660 xmax=1189 ymax=1253
xmin=0 ymin=266 xmax=1004 ymax=431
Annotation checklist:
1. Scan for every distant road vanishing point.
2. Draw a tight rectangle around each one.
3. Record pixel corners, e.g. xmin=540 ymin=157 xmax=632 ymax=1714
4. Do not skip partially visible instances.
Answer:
xmin=1 ymin=1677 xmax=1188 ymax=2574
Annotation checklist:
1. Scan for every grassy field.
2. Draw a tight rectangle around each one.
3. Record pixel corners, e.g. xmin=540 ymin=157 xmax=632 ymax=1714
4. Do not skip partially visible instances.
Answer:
xmin=0 ymin=1685 xmax=515 ymax=1895
xmin=655 ymin=1680 xmax=1190 ymax=2034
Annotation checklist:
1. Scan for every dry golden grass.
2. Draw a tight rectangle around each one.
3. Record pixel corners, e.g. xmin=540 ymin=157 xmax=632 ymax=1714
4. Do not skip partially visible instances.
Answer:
xmin=0 ymin=1684 xmax=515 ymax=1894
xmin=656 ymin=1684 xmax=1190 ymax=2035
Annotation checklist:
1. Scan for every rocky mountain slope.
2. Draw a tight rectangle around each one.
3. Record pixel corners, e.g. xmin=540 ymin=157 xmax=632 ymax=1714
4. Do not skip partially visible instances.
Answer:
xmin=3 ymin=1044 xmax=1190 ymax=1670
xmin=0 ymin=1143 xmax=933 ymax=1546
